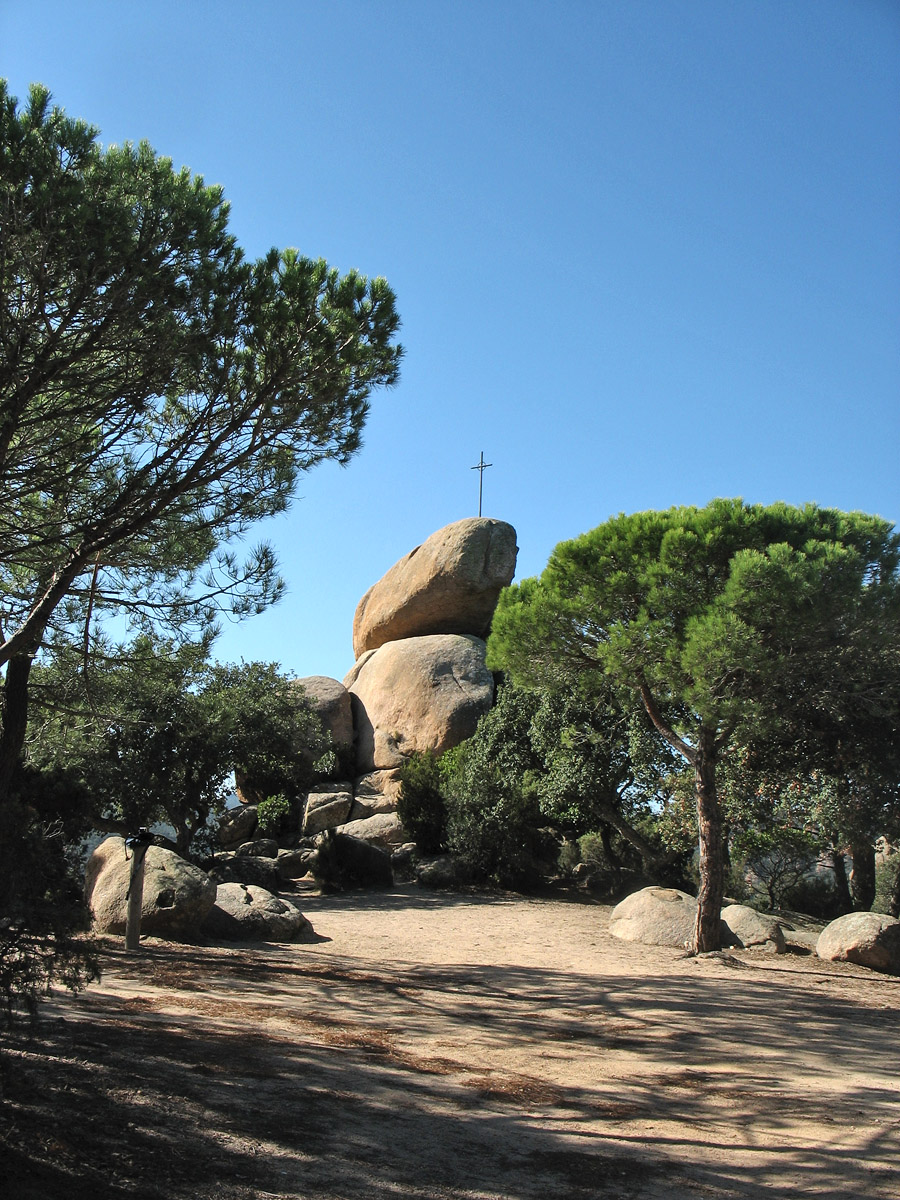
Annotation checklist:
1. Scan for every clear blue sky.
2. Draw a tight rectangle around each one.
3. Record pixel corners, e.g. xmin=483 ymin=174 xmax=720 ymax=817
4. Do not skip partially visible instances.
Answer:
xmin=3 ymin=1 xmax=898 ymax=681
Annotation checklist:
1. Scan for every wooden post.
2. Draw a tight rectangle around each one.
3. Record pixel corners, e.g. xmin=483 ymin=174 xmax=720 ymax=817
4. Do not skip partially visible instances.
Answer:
xmin=125 ymin=838 xmax=150 ymax=952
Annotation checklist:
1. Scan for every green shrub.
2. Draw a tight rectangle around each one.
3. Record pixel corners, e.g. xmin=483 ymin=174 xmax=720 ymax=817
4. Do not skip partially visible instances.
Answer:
xmin=873 ymin=856 xmax=900 ymax=916
xmin=397 ymin=751 xmax=447 ymax=854
xmin=257 ymin=792 xmax=293 ymax=836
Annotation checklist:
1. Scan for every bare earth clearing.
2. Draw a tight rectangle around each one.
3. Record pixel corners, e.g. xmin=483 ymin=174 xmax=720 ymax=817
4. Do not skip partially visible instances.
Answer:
xmin=2 ymin=885 xmax=899 ymax=1199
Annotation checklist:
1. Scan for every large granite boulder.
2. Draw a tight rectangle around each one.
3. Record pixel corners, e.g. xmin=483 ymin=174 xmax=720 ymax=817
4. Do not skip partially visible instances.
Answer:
xmin=609 ymin=887 xmax=699 ymax=948
xmin=345 ymin=634 xmax=494 ymax=772
xmin=816 ymin=912 xmax=900 ymax=974
xmin=203 ymin=883 xmax=313 ymax=942
xmin=295 ymin=675 xmax=354 ymax=757
xmin=85 ymin=837 xmax=216 ymax=939
xmin=211 ymin=851 xmax=283 ymax=891
xmin=302 ymin=788 xmax=354 ymax=836
xmin=336 ymin=811 xmax=408 ymax=849
xmin=721 ymin=904 xmax=786 ymax=953
xmin=352 ymin=518 xmax=518 ymax=659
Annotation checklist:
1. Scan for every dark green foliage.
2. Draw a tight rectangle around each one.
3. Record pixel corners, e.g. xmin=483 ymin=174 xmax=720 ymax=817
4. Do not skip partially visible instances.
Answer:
xmin=0 ymin=768 xmax=98 ymax=1021
xmin=397 ymin=751 xmax=448 ymax=854
xmin=489 ymin=499 xmax=900 ymax=948
xmin=29 ymin=638 xmax=329 ymax=855
xmin=256 ymin=793 xmax=293 ymax=837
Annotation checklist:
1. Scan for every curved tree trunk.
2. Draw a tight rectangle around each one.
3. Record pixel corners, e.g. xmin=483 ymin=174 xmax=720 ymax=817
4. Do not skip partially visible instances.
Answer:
xmin=692 ymin=731 xmax=725 ymax=953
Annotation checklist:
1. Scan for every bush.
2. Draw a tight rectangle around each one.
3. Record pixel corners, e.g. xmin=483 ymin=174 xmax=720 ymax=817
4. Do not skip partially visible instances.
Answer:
xmin=257 ymin=792 xmax=293 ymax=836
xmin=874 ymin=856 xmax=900 ymax=916
xmin=778 ymin=873 xmax=846 ymax=921
xmin=397 ymin=751 xmax=447 ymax=854
xmin=0 ymin=767 xmax=99 ymax=1022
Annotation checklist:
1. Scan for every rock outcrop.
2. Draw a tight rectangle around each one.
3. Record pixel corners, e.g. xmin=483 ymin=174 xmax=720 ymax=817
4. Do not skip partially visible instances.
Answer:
xmin=345 ymin=634 xmax=494 ymax=772
xmin=352 ymin=518 xmax=517 ymax=659
xmin=816 ymin=912 xmax=900 ymax=974
xmin=85 ymin=837 xmax=216 ymax=939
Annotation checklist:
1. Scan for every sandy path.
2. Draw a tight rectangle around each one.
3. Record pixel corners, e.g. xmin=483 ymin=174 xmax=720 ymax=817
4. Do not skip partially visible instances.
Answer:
xmin=8 ymin=885 xmax=900 ymax=1199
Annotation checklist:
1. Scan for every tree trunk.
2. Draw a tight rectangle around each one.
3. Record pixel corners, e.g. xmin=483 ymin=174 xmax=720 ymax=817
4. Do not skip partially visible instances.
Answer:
xmin=849 ymin=840 xmax=876 ymax=911
xmin=890 ymin=859 xmax=900 ymax=920
xmin=0 ymin=653 xmax=35 ymax=799
xmin=692 ymin=731 xmax=725 ymax=953
xmin=829 ymin=848 xmax=853 ymax=913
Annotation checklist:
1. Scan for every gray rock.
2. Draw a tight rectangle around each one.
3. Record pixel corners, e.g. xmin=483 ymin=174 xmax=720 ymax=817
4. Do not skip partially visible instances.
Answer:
xmin=85 ymin=836 xmax=216 ymax=940
xmin=721 ymin=904 xmax=786 ymax=953
xmin=217 ymin=804 xmax=258 ymax=849
xmin=352 ymin=518 xmax=518 ymax=659
xmin=276 ymin=847 xmax=318 ymax=879
xmin=348 ymin=793 xmax=397 ymax=821
xmin=203 ymin=883 xmax=313 ymax=942
xmin=609 ymin=886 xmax=699 ymax=948
xmin=302 ymin=790 xmax=353 ymax=836
xmin=816 ymin=912 xmax=900 ymax=974
xmin=336 ymin=811 xmax=407 ymax=849
xmin=213 ymin=852 xmax=283 ymax=891
xmin=345 ymin=634 xmax=494 ymax=772
xmin=235 ymin=838 xmax=279 ymax=858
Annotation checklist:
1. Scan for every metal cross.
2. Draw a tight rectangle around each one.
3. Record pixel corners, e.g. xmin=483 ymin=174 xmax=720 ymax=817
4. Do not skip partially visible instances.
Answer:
xmin=470 ymin=451 xmax=492 ymax=518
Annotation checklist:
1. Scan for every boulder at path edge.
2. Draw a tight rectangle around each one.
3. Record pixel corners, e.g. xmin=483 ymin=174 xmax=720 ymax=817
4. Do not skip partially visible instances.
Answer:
xmin=816 ymin=912 xmax=900 ymax=974
xmin=85 ymin=836 xmax=216 ymax=940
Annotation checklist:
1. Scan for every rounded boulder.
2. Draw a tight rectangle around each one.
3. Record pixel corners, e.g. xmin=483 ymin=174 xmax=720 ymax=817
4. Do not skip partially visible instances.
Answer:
xmin=345 ymin=633 xmax=494 ymax=772
xmin=85 ymin=836 xmax=216 ymax=940
xmin=609 ymin=886 xmax=699 ymax=948
xmin=352 ymin=518 xmax=518 ymax=659
xmin=816 ymin=912 xmax=900 ymax=974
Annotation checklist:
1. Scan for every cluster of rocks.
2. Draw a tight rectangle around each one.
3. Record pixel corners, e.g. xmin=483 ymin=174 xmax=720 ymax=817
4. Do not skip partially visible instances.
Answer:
xmin=84 ymin=517 xmax=518 ymax=943
xmin=210 ymin=517 xmax=518 ymax=880
xmin=608 ymin=886 xmax=900 ymax=974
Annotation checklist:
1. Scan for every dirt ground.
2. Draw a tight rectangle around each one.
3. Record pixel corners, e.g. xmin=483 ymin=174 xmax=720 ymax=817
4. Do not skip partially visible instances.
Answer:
xmin=2 ymin=884 xmax=899 ymax=1199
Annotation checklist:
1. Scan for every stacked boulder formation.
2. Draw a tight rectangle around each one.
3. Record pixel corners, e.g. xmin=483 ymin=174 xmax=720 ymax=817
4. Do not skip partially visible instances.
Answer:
xmin=210 ymin=518 xmax=518 ymax=900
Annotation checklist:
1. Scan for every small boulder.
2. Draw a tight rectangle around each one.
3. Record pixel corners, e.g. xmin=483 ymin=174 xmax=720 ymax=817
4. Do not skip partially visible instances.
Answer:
xmin=212 ymin=852 xmax=283 ymax=891
xmin=352 ymin=518 xmax=518 ymax=659
xmin=609 ymin=887 xmax=698 ymax=948
xmin=203 ymin=883 xmax=313 ymax=942
xmin=816 ymin=912 xmax=900 ymax=974
xmin=336 ymin=811 xmax=407 ymax=849
xmin=345 ymin=634 xmax=494 ymax=772
xmin=302 ymin=789 xmax=354 ymax=836
xmin=217 ymin=804 xmax=258 ymax=849
xmin=276 ymin=847 xmax=318 ymax=880
xmin=721 ymin=904 xmax=786 ymax=953
xmin=85 ymin=837 xmax=216 ymax=940
xmin=234 ymin=838 xmax=279 ymax=858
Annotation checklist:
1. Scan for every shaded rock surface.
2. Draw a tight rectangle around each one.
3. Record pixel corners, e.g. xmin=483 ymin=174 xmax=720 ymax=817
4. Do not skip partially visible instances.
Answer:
xmin=314 ymin=830 xmax=393 ymax=889
xmin=816 ymin=912 xmax=900 ymax=974
xmin=352 ymin=518 xmax=518 ymax=659
xmin=217 ymin=804 xmax=258 ymax=849
xmin=203 ymin=883 xmax=312 ymax=942
xmin=85 ymin=837 xmax=216 ymax=939
xmin=211 ymin=852 xmax=282 ymax=891
xmin=345 ymin=634 xmax=494 ymax=771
